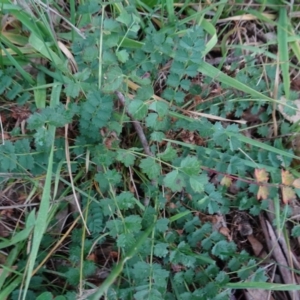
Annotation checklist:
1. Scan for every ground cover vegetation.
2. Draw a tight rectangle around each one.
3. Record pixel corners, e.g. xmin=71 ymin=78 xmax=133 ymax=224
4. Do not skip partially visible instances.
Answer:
xmin=1 ymin=0 xmax=300 ymax=299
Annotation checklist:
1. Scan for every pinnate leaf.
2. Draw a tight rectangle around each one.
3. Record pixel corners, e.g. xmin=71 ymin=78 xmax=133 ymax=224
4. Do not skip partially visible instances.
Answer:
xmin=116 ymin=149 xmax=135 ymax=166
xmin=102 ymin=66 xmax=123 ymax=93
xmin=156 ymin=218 xmax=169 ymax=232
xmin=136 ymin=85 xmax=153 ymax=101
xmin=125 ymin=215 xmax=142 ymax=233
xmin=163 ymin=170 xmax=186 ymax=192
xmin=189 ymin=174 xmax=208 ymax=193
xmin=116 ymin=49 xmax=129 ymax=63
xmin=281 ymin=169 xmax=294 ymax=185
xmin=128 ymin=99 xmax=148 ymax=120
xmin=281 ymin=186 xmax=295 ymax=204
xmin=257 ymin=186 xmax=269 ymax=200
xmin=149 ymin=101 xmax=169 ymax=117
xmin=154 ymin=243 xmax=169 ymax=258
xmin=157 ymin=143 xmax=177 ymax=161
xmin=180 ymin=156 xmax=200 ymax=176
xmin=116 ymin=10 xmax=132 ymax=26
xmin=139 ymin=157 xmax=161 ymax=179
xmin=116 ymin=192 xmax=137 ymax=210
xmin=220 ymin=176 xmax=232 ymax=188
xmin=293 ymin=178 xmax=300 ymax=188
xmin=254 ymin=168 xmax=269 ymax=183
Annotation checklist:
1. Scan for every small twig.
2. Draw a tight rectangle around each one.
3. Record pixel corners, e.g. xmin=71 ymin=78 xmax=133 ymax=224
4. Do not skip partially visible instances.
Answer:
xmin=265 ymin=219 xmax=299 ymax=300
xmin=129 ymin=166 xmax=140 ymax=201
xmin=0 ymin=114 xmax=4 ymax=145
xmin=65 ymin=96 xmax=90 ymax=235
xmin=115 ymin=91 xmax=153 ymax=157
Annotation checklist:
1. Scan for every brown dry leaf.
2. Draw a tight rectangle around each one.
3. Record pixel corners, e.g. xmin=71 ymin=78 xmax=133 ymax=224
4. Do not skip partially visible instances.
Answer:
xmin=293 ymin=178 xmax=300 ymax=189
xmin=257 ymin=185 xmax=269 ymax=200
xmin=219 ymin=226 xmax=232 ymax=241
xmin=281 ymin=186 xmax=296 ymax=204
xmin=0 ymin=223 xmax=10 ymax=238
xmin=86 ymin=253 xmax=97 ymax=262
xmin=171 ymin=264 xmax=185 ymax=272
xmin=254 ymin=168 xmax=269 ymax=183
xmin=109 ymin=251 xmax=119 ymax=259
xmin=176 ymin=229 xmax=184 ymax=235
xmin=11 ymin=105 xmax=31 ymax=121
xmin=220 ymin=175 xmax=232 ymax=188
xmin=247 ymin=235 xmax=266 ymax=258
xmin=0 ymin=252 xmax=7 ymax=264
xmin=281 ymin=169 xmax=294 ymax=185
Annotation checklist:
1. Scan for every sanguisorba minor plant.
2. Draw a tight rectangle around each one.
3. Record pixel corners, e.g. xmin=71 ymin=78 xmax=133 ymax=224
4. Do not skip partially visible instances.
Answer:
xmin=1 ymin=0 xmax=300 ymax=299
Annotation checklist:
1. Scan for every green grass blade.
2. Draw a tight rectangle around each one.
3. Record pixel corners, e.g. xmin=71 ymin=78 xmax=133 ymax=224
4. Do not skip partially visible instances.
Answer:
xmin=164 ymin=0 xmax=175 ymax=23
xmin=0 ymin=44 xmax=35 ymax=84
xmin=163 ymin=138 xmax=292 ymax=173
xmin=198 ymin=61 xmax=276 ymax=103
xmin=226 ymin=282 xmax=300 ymax=291
xmin=169 ymin=210 xmax=192 ymax=222
xmin=34 ymin=71 xmax=47 ymax=109
xmin=227 ymin=131 xmax=300 ymax=161
xmin=91 ymin=224 xmax=155 ymax=299
xmin=278 ymin=7 xmax=290 ymax=99
xmin=0 ymin=211 xmax=35 ymax=249
xmin=0 ymin=244 xmax=22 ymax=290
xmin=0 ymin=276 xmax=22 ymax=299
xmin=28 ymin=33 xmax=67 ymax=72
xmin=22 ymin=83 xmax=62 ymax=300
xmin=201 ymin=19 xmax=218 ymax=56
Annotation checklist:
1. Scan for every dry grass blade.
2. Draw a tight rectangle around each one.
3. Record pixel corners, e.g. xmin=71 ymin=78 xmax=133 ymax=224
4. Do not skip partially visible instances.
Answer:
xmin=65 ymin=96 xmax=90 ymax=235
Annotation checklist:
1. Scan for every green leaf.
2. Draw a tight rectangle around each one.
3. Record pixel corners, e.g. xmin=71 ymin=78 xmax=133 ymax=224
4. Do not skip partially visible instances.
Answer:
xmin=136 ymin=85 xmax=154 ymax=101
xmin=163 ymin=170 xmax=186 ymax=192
xmin=149 ymin=101 xmax=169 ymax=118
xmin=36 ymin=292 xmax=53 ymax=300
xmin=102 ymin=66 xmax=123 ymax=93
xmin=116 ymin=192 xmax=137 ymax=210
xmin=125 ymin=215 xmax=142 ymax=232
xmin=116 ymin=49 xmax=129 ymax=63
xmin=174 ymin=91 xmax=185 ymax=103
xmin=212 ymin=240 xmax=237 ymax=260
xmin=167 ymin=73 xmax=181 ymax=87
xmin=95 ymin=173 xmax=109 ymax=193
xmin=156 ymin=218 xmax=169 ymax=232
xmin=189 ymin=173 xmax=208 ymax=193
xmin=128 ymin=99 xmax=148 ymax=120
xmin=139 ymin=157 xmax=161 ymax=179
xmin=99 ymin=198 xmax=116 ymax=216
xmin=116 ymin=10 xmax=132 ymax=26
xmin=229 ymin=136 xmax=241 ymax=151
xmin=117 ymin=233 xmax=135 ymax=249
xmin=64 ymin=82 xmax=81 ymax=98
xmin=116 ymin=149 xmax=136 ymax=166
xmin=105 ymin=169 xmax=122 ymax=185
xmin=292 ymin=225 xmax=300 ymax=237
xmin=154 ymin=243 xmax=169 ymax=258
xmin=180 ymin=156 xmax=200 ymax=176
xmin=150 ymin=131 xmax=165 ymax=142
xmin=157 ymin=143 xmax=177 ymax=161
xmin=180 ymin=79 xmax=191 ymax=91
xmin=0 ymin=141 xmax=16 ymax=171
